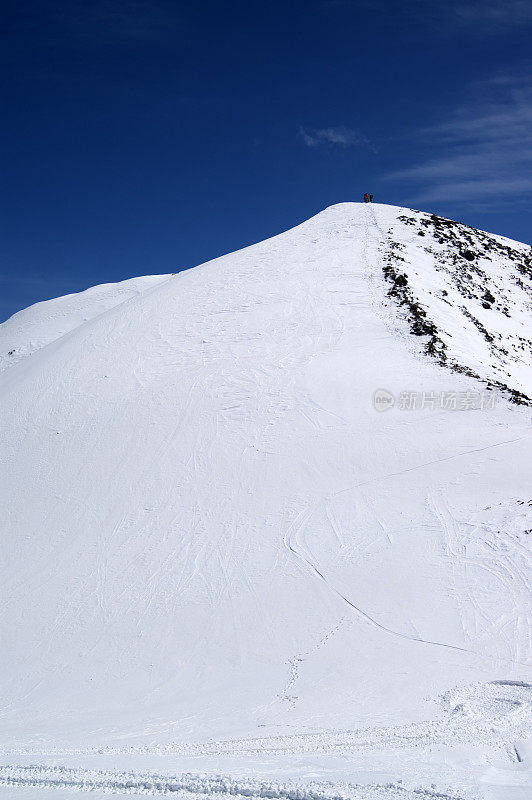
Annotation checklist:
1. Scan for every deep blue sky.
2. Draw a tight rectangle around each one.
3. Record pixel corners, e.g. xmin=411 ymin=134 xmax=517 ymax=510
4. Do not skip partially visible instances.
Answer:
xmin=2 ymin=1 xmax=531 ymax=320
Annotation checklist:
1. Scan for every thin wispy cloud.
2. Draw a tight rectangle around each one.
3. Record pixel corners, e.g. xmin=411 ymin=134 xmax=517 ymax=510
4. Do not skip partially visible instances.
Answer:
xmin=9 ymin=1 xmax=184 ymax=45
xmin=66 ymin=1 xmax=180 ymax=41
xmin=453 ymin=1 xmax=532 ymax=28
xmin=299 ymin=126 xmax=373 ymax=149
xmin=316 ymin=1 xmax=532 ymax=35
xmin=386 ymin=75 xmax=532 ymax=207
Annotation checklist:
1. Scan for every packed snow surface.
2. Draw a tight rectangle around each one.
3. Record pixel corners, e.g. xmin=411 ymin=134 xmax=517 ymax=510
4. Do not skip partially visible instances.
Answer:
xmin=1 ymin=204 xmax=531 ymax=799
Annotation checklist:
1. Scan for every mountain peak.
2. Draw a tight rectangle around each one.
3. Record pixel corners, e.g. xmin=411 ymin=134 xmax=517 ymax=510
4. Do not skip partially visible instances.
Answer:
xmin=1 ymin=205 xmax=530 ymax=796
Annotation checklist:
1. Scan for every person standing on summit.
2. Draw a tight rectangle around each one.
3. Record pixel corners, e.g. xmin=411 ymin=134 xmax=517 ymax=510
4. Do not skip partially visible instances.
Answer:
xmin=369 ymin=194 xmax=373 ymax=202
xmin=364 ymin=193 xmax=369 ymax=203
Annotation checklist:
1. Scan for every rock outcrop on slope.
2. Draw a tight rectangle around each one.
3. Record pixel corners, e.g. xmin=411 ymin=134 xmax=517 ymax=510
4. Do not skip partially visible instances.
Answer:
xmin=0 ymin=204 xmax=530 ymax=798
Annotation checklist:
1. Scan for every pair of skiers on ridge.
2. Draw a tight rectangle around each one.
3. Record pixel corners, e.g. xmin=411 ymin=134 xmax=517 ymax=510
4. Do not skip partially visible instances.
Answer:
xmin=364 ymin=193 xmax=373 ymax=203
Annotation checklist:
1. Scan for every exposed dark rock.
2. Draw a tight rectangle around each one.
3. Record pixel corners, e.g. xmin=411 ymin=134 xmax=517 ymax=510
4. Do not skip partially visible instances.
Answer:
xmin=386 ymin=212 xmax=532 ymax=406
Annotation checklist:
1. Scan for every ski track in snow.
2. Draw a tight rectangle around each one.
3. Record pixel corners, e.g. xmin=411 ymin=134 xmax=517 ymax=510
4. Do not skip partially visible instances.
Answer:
xmin=4 ymin=679 xmax=529 ymax=758
xmin=428 ymin=493 xmax=532 ymax=668
xmin=281 ymin=209 xmax=530 ymax=668
xmin=0 ymin=764 xmax=477 ymax=800
xmin=1 ymin=203 xmax=531 ymax=798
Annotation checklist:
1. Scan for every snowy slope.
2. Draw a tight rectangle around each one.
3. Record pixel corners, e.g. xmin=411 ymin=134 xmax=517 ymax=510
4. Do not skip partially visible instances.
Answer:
xmin=0 ymin=204 xmax=531 ymax=800
xmin=0 ymin=274 xmax=173 ymax=375
xmin=379 ymin=210 xmax=531 ymax=403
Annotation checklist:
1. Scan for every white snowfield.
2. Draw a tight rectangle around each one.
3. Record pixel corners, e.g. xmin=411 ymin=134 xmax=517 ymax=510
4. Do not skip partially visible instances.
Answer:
xmin=0 ymin=203 xmax=531 ymax=800
xmin=0 ymin=274 xmax=172 ymax=375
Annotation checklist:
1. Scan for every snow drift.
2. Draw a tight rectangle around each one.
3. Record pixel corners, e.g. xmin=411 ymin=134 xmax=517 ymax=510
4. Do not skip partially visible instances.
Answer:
xmin=0 ymin=203 xmax=530 ymax=798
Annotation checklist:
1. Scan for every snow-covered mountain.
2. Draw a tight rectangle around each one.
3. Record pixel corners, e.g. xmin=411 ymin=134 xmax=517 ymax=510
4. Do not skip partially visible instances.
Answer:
xmin=1 ymin=204 xmax=531 ymax=799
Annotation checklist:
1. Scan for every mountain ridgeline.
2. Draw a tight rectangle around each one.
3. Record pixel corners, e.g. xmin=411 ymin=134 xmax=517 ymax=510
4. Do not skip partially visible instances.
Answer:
xmin=0 ymin=204 xmax=530 ymax=799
